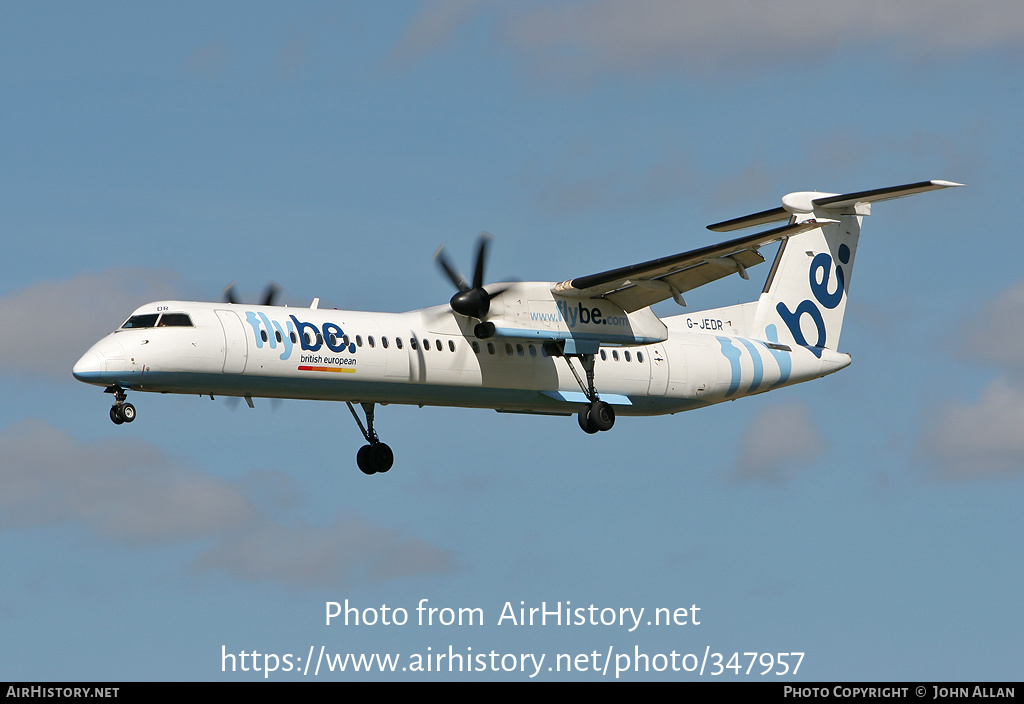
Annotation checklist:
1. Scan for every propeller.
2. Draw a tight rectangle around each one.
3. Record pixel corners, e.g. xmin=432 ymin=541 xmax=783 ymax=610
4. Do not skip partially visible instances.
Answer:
xmin=434 ymin=232 xmax=511 ymax=338
xmin=223 ymin=282 xmax=281 ymax=306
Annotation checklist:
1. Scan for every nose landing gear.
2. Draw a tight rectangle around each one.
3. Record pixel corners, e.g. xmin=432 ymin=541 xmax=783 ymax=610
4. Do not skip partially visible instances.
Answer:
xmin=106 ymin=386 xmax=136 ymax=425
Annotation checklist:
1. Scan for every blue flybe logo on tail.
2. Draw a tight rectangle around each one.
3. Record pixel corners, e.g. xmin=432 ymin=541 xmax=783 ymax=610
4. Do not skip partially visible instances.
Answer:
xmin=776 ymin=244 xmax=849 ymax=357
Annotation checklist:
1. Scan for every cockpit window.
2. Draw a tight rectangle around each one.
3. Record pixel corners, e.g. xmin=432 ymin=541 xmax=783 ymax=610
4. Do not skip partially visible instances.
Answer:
xmin=121 ymin=314 xmax=159 ymax=329
xmin=120 ymin=312 xmax=194 ymax=330
xmin=158 ymin=313 xmax=193 ymax=327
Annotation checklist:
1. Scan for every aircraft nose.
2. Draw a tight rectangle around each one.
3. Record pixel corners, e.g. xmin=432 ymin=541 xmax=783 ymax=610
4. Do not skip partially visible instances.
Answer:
xmin=72 ymin=337 xmax=126 ymax=384
xmin=72 ymin=351 xmax=103 ymax=381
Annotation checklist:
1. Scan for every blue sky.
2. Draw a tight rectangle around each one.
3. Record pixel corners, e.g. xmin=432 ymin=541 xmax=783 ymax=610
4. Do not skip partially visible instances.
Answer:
xmin=2 ymin=1 xmax=1022 ymax=681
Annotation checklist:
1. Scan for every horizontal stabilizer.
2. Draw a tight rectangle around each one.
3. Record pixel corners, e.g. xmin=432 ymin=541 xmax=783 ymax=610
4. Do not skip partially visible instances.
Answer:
xmin=809 ymin=179 xmax=964 ymax=210
xmin=708 ymin=179 xmax=963 ymax=232
xmin=706 ymin=206 xmax=789 ymax=233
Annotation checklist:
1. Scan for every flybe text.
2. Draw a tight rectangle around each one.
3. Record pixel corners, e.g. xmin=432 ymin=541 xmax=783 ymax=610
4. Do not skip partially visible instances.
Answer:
xmin=549 ymin=301 xmax=630 ymax=329
xmin=244 ymin=312 xmax=357 ymax=361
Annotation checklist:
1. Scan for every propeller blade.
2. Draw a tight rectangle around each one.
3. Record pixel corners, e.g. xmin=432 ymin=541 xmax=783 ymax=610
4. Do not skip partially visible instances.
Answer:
xmin=472 ymin=232 xmax=492 ymax=291
xmin=261 ymin=282 xmax=281 ymax=307
xmin=223 ymin=282 xmax=281 ymax=306
xmin=435 ymin=233 xmax=510 ymax=331
xmin=434 ymin=246 xmax=469 ymax=292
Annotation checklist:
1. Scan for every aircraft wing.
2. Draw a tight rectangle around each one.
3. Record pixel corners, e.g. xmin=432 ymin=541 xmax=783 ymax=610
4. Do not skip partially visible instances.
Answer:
xmin=558 ymin=220 xmax=825 ymax=313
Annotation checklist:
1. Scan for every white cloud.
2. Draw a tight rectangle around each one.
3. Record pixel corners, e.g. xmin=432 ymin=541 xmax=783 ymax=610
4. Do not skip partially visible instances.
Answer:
xmin=0 ymin=419 xmax=455 ymax=586
xmin=733 ymin=402 xmax=827 ymax=483
xmin=918 ymin=381 xmax=1024 ymax=479
xmin=917 ymin=280 xmax=1024 ymax=479
xmin=395 ymin=1 xmax=1024 ymax=78
xmin=193 ymin=516 xmax=456 ymax=587
xmin=0 ymin=419 xmax=254 ymax=545
xmin=960 ymin=280 xmax=1024 ymax=373
xmin=0 ymin=269 xmax=182 ymax=380
xmin=388 ymin=0 xmax=496 ymax=66
xmin=503 ymin=1 xmax=1024 ymax=75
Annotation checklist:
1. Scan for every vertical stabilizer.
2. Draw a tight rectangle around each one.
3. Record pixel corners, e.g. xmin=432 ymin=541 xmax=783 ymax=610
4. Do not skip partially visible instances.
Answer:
xmin=752 ymin=213 xmax=859 ymax=355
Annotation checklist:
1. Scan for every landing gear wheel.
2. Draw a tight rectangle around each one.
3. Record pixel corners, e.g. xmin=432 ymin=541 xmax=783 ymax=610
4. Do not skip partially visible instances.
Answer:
xmin=578 ymin=405 xmax=598 ymax=434
xmin=347 ymin=402 xmax=394 ymax=475
xmin=120 ymin=403 xmax=136 ymax=423
xmin=110 ymin=406 xmax=125 ymax=425
xmin=356 ymin=443 xmax=394 ymax=475
xmin=589 ymin=401 xmax=615 ymax=432
xmin=357 ymin=445 xmax=376 ymax=475
xmin=372 ymin=443 xmax=394 ymax=473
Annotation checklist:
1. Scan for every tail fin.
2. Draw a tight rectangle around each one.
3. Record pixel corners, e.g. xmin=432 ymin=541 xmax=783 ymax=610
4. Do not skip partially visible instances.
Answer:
xmin=708 ymin=180 xmax=962 ymax=355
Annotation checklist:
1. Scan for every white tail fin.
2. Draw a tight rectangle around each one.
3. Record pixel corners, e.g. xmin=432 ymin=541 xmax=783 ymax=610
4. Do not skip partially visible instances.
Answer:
xmin=753 ymin=215 xmax=855 ymax=354
xmin=707 ymin=180 xmax=962 ymax=355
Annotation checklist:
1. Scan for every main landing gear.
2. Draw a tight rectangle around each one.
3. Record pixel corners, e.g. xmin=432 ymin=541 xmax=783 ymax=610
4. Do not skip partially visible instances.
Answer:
xmin=347 ymin=402 xmax=394 ymax=475
xmin=107 ymin=386 xmax=136 ymax=425
xmin=562 ymin=352 xmax=616 ymax=435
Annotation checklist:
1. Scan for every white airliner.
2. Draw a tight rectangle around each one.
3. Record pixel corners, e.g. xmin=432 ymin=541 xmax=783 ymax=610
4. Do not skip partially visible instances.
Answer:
xmin=73 ymin=180 xmax=961 ymax=474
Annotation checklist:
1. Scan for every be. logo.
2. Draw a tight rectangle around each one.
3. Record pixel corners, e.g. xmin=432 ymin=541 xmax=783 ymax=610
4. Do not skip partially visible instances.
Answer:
xmin=776 ymin=243 xmax=850 ymax=357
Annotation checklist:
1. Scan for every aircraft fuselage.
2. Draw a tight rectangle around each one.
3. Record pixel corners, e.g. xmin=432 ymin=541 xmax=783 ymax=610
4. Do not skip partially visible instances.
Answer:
xmin=72 ymin=297 xmax=850 ymax=418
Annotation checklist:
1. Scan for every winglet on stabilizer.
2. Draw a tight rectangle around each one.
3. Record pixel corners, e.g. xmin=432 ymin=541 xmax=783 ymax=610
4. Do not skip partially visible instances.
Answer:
xmin=708 ymin=180 xmax=963 ymax=232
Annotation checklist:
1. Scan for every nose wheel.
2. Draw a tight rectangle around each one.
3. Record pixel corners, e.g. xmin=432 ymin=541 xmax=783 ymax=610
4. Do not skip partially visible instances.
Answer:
xmin=106 ymin=386 xmax=136 ymax=425
xmin=109 ymin=402 xmax=136 ymax=424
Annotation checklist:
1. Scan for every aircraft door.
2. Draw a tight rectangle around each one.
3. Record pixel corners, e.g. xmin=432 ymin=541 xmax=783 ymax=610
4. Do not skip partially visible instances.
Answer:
xmin=216 ymin=310 xmax=248 ymax=374
xmin=646 ymin=345 xmax=669 ymax=396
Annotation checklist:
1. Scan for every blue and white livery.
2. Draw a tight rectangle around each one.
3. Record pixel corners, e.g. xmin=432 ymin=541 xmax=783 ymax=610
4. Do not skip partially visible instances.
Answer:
xmin=73 ymin=180 xmax=961 ymax=474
